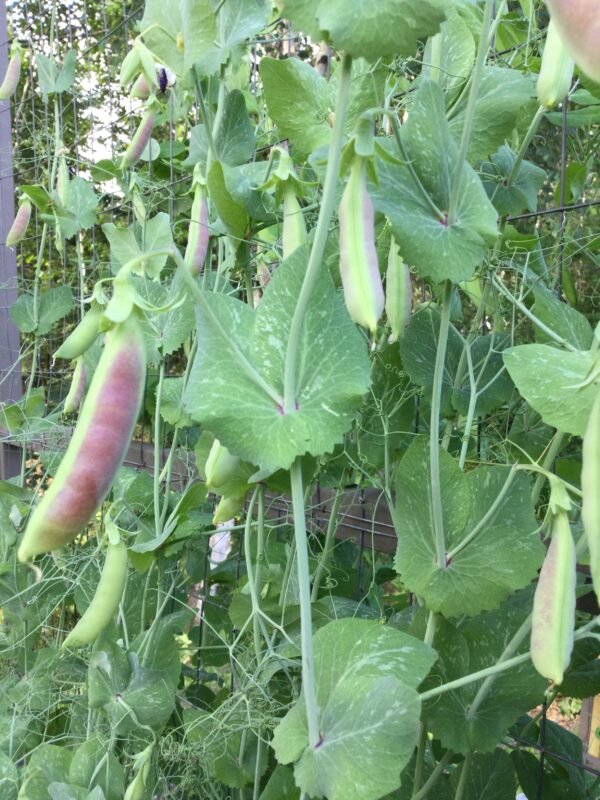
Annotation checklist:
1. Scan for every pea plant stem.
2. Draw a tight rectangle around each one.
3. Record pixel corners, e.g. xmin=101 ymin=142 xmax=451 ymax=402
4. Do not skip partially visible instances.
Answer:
xmin=491 ymin=273 xmax=578 ymax=351
xmin=531 ymin=431 xmax=566 ymax=507
xmin=172 ymin=247 xmax=284 ymax=406
xmin=311 ymin=477 xmax=346 ymax=601
xmin=446 ymin=466 xmax=518 ymax=561
xmin=411 ymin=723 xmax=429 ymax=797
xmin=466 ymin=614 xmax=532 ymax=720
xmin=419 ymin=621 xmax=600 ymax=708
xmin=290 ymin=458 xmax=320 ymax=749
xmin=507 ymin=105 xmax=546 ymax=187
xmin=447 ymin=0 xmax=493 ymax=226
xmin=413 ymin=612 xmax=439 ymax=796
xmin=453 ymin=753 xmax=472 ymax=800
xmin=420 ymin=651 xmax=532 ymax=702
xmin=410 ymin=750 xmax=453 ymax=800
xmin=430 ymin=282 xmax=453 ymax=568
xmin=153 ymin=359 xmax=165 ymax=535
xmin=282 ymin=52 xmax=353 ymax=413
xmin=243 ymin=487 xmax=270 ymax=661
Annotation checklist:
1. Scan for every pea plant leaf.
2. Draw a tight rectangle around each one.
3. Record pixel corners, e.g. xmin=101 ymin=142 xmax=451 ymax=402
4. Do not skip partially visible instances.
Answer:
xmin=320 ymin=0 xmax=447 ymax=61
xmin=207 ymin=160 xmax=249 ymax=240
xmin=399 ymin=307 xmax=513 ymax=417
xmin=448 ymin=67 xmax=536 ymax=163
xmin=531 ymin=285 xmax=594 ymax=350
xmin=181 ymin=0 xmax=220 ymax=76
xmin=421 ymin=590 xmax=546 ymax=753
xmin=183 ymin=244 xmax=371 ymax=475
xmin=422 ymin=8 xmax=475 ymax=98
xmin=503 ymin=344 xmax=598 ymax=436
xmin=370 ymin=81 xmax=499 ymax=283
xmin=449 ymin=751 xmax=517 ymax=800
xmin=215 ymin=89 xmax=256 ymax=166
xmin=272 ymin=619 xmax=437 ymax=800
xmin=0 ymin=750 xmax=17 ymax=800
xmin=280 ymin=0 xmax=447 ymax=61
xmin=16 ymin=744 xmax=73 ymax=800
xmin=219 ymin=0 xmax=272 ymax=57
xmin=139 ymin=0 xmax=184 ymax=75
xmin=481 ymin=145 xmax=546 ymax=216
xmin=10 ymin=287 xmax=73 ymax=336
xmin=102 ymin=213 xmax=173 ymax=277
xmin=393 ymin=437 xmax=543 ymax=617
xmin=57 ymin=177 xmax=99 ymax=239
xmin=260 ymin=57 xmax=333 ymax=157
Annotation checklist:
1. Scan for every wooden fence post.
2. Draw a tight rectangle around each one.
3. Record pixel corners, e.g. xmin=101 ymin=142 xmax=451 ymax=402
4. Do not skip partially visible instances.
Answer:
xmin=0 ymin=3 xmax=23 ymax=479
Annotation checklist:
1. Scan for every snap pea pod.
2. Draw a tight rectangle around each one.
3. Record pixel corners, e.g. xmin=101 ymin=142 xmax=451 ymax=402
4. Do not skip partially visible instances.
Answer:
xmin=545 ymin=0 xmax=600 ymax=83
xmin=205 ymin=439 xmax=241 ymax=492
xmin=18 ymin=316 xmax=146 ymax=561
xmin=6 ymin=200 xmax=31 ymax=247
xmin=62 ymin=541 xmax=128 ymax=648
xmin=53 ymin=304 xmax=103 ymax=360
xmin=582 ymin=390 xmax=600 ymax=603
xmin=530 ymin=509 xmax=576 ymax=684
xmin=121 ymin=109 xmax=155 ymax=170
xmin=0 ymin=51 xmax=21 ymax=100
xmin=338 ymin=156 xmax=384 ymax=334
xmin=184 ymin=183 xmax=209 ymax=275
xmin=536 ymin=19 xmax=574 ymax=108
xmin=282 ymin=183 xmax=307 ymax=259
xmin=385 ymin=237 xmax=412 ymax=343
xmin=63 ymin=356 xmax=87 ymax=415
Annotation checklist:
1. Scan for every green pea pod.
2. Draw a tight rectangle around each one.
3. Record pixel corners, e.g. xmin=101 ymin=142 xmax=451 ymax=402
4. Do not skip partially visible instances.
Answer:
xmin=338 ymin=157 xmax=384 ymax=334
xmin=124 ymin=743 xmax=154 ymax=800
xmin=18 ymin=315 xmax=146 ymax=561
xmin=0 ymin=52 xmax=21 ymax=101
xmin=530 ymin=509 xmax=576 ymax=684
xmin=63 ymin=356 xmax=87 ymax=415
xmin=130 ymin=73 xmax=151 ymax=100
xmin=213 ymin=493 xmax=246 ymax=524
xmin=205 ymin=439 xmax=241 ymax=492
xmin=536 ymin=19 xmax=574 ymax=108
xmin=184 ymin=184 xmax=209 ymax=275
xmin=120 ymin=46 xmax=141 ymax=88
xmin=121 ymin=109 xmax=155 ymax=170
xmin=53 ymin=303 xmax=103 ymax=360
xmin=6 ymin=200 xmax=31 ymax=247
xmin=282 ymin=183 xmax=307 ymax=259
xmin=385 ymin=237 xmax=412 ymax=343
xmin=582 ymin=390 xmax=600 ymax=603
xmin=546 ymin=0 xmax=600 ymax=83
xmin=62 ymin=541 xmax=128 ymax=648
xmin=56 ymin=154 xmax=69 ymax=207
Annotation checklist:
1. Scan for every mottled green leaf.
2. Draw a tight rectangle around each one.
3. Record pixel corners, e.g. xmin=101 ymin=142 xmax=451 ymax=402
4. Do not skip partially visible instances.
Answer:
xmin=371 ymin=81 xmax=498 ymax=283
xmin=399 ymin=307 xmax=513 ymax=417
xmin=215 ymin=89 xmax=256 ymax=166
xmin=261 ymin=57 xmax=333 ymax=156
xmin=503 ymin=344 xmax=597 ymax=436
xmin=481 ymin=145 xmax=546 ymax=216
xmin=449 ymin=751 xmax=517 ymax=799
xmin=0 ymin=751 xmax=17 ymax=800
xmin=448 ymin=67 xmax=536 ymax=163
xmin=421 ymin=591 xmax=546 ymax=752
xmin=183 ymin=244 xmax=371 ymax=475
xmin=207 ymin=160 xmax=248 ymax=240
xmin=394 ymin=437 xmax=543 ymax=616
xmin=273 ymin=619 xmax=436 ymax=800
xmin=531 ymin=286 xmax=593 ymax=350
